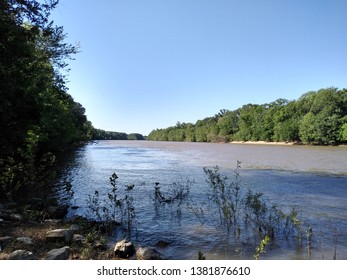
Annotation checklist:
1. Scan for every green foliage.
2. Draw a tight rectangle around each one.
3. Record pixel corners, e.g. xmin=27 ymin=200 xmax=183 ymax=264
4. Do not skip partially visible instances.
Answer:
xmin=86 ymin=172 xmax=137 ymax=238
xmin=83 ymin=165 xmax=311 ymax=259
xmin=340 ymin=123 xmax=347 ymax=142
xmin=198 ymin=251 xmax=206 ymax=260
xmin=127 ymin=133 xmax=145 ymax=140
xmin=0 ymin=0 xmax=93 ymax=201
xmin=200 ymin=163 xmax=308 ymax=256
xmin=153 ymin=180 xmax=192 ymax=221
xmin=203 ymin=162 xmax=242 ymax=235
xmin=91 ymin=129 xmax=145 ymax=141
xmin=254 ymin=235 xmax=270 ymax=260
xmin=92 ymin=129 xmax=128 ymax=140
xmin=148 ymin=87 xmax=347 ymax=145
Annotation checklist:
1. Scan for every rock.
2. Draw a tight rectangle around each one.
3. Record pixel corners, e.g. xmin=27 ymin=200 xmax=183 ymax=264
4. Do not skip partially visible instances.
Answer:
xmin=69 ymin=224 xmax=80 ymax=233
xmin=47 ymin=205 xmax=69 ymax=219
xmin=9 ymin=213 xmax=23 ymax=221
xmin=136 ymin=247 xmax=164 ymax=260
xmin=44 ymin=219 xmax=63 ymax=224
xmin=0 ymin=253 xmax=9 ymax=260
xmin=46 ymin=229 xmax=73 ymax=244
xmin=72 ymin=234 xmax=85 ymax=244
xmin=94 ymin=240 xmax=106 ymax=250
xmin=9 ymin=250 xmax=35 ymax=260
xmin=16 ymin=237 xmax=33 ymax=245
xmin=44 ymin=246 xmax=70 ymax=260
xmin=114 ymin=239 xmax=136 ymax=259
xmin=0 ymin=236 xmax=13 ymax=247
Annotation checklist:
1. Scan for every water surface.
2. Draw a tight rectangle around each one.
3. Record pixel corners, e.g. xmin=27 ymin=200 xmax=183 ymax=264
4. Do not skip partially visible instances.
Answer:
xmin=59 ymin=141 xmax=347 ymax=259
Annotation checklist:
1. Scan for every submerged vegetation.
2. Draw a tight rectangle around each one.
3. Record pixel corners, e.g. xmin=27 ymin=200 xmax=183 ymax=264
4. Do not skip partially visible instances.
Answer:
xmin=83 ymin=163 xmax=312 ymax=259
xmin=148 ymin=87 xmax=347 ymax=145
xmin=199 ymin=163 xmax=309 ymax=259
xmin=86 ymin=173 xmax=137 ymax=239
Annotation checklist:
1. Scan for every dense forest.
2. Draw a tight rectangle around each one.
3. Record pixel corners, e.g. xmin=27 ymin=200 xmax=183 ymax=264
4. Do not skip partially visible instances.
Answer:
xmin=0 ymin=0 xmax=95 ymax=201
xmin=92 ymin=129 xmax=145 ymax=140
xmin=148 ymin=87 xmax=347 ymax=145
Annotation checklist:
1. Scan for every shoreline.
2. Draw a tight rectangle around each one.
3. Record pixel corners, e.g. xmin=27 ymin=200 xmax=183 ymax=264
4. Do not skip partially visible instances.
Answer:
xmin=228 ymin=141 xmax=299 ymax=146
xmin=227 ymin=141 xmax=347 ymax=147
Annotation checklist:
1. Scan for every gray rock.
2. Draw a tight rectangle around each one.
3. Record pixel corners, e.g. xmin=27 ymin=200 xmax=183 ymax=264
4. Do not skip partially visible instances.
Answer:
xmin=72 ymin=234 xmax=85 ymax=244
xmin=44 ymin=219 xmax=63 ymax=224
xmin=46 ymin=229 xmax=73 ymax=244
xmin=16 ymin=237 xmax=33 ymax=245
xmin=44 ymin=246 xmax=70 ymax=260
xmin=94 ymin=240 xmax=107 ymax=250
xmin=0 ymin=252 xmax=10 ymax=260
xmin=9 ymin=250 xmax=35 ymax=260
xmin=136 ymin=247 xmax=164 ymax=260
xmin=69 ymin=224 xmax=80 ymax=233
xmin=114 ymin=239 xmax=136 ymax=259
xmin=0 ymin=236 xmax=13 ymax=245
xmin=9 ymin=213 xmax=23 ymax=221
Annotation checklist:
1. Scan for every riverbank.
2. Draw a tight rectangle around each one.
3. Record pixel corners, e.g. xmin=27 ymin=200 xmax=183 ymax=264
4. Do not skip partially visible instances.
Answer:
xmin=0 ymin=200 xmax=112 ymax=260
xmin=227 ymin=140 xmax=347 ymax=147
xmin=228 ymin=141 xmax=299 ymax=145
xmin=0 ymin=201 xmax=163 ymax=260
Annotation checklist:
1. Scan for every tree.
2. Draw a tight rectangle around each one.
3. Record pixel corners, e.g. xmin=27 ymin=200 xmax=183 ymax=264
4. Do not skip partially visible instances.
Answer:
xmin=147 ymin=88 xmax=346 ymax=145
xmin=0 ymin=0 xmax=92 ymax=200
xmin=340 ymin=123 xmax=347 ymax=142
xmin=217 ymin=111 xmax=239 ymax=141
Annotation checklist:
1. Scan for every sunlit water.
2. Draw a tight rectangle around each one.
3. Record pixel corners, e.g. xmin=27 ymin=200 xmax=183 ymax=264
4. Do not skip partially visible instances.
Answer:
xmin=58 ymin=141 xmax=347 ymax=259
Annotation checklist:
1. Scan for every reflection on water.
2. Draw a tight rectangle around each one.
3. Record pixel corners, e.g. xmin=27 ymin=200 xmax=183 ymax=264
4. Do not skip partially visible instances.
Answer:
xmin=58 ymin=141 xmax=347 ymax=259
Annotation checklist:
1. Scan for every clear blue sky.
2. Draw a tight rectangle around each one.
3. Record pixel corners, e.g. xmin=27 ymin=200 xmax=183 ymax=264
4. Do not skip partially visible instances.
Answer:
xmin=51 ymin=0 xmax=347 ymax=136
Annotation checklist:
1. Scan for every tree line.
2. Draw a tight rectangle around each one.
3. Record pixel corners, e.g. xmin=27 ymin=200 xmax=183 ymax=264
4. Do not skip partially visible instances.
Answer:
xmin=92 ymin=129 xmax=145 ymax=140
xmin=148 ymin=87 xmax=347 ymax=145
xmin=0 ymin=0 xmax=94 ymax=200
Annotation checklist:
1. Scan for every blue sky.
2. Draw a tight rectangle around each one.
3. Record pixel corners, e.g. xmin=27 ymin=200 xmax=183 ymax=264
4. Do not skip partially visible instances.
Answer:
xmin=52 ymin=0 xmax=347 ymax=135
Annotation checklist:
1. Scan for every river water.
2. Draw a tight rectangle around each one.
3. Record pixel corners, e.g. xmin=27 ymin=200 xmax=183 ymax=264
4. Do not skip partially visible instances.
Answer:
xmin=58 ymin=140 xmax=347 ymax=260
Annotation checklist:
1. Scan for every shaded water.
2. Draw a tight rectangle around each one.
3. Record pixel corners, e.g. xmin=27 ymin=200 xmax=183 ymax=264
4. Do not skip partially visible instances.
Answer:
xmin=59 ymin=141 xmax=347 ymax=259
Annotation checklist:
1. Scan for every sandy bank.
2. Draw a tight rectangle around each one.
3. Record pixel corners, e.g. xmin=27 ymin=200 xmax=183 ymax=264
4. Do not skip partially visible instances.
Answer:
xmin=229 ymin=141 xmax=300 ymax=146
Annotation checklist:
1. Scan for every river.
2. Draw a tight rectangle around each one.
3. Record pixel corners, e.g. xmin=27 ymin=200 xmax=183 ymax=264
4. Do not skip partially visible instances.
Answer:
xmin=58 ymin=140 xmax=347 ymax=260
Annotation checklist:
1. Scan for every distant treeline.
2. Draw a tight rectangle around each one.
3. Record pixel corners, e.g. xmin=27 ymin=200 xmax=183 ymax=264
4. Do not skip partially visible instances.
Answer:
xmin=92 ymin=129 xmax=145 ymax=140
xmin=148 ymin=87 xmax=347 ymax=145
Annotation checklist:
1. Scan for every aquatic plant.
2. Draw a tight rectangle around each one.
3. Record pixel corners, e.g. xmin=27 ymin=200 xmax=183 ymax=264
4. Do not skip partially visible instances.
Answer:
xmin=86 ymin=172 xmax=136 ymax=238
xmin=202 ymin=162 xmax=309 ymax=258
xmin=153 ymin=180 xmax=193 ymax=221
xmin=254 ymin=235 xmax=270 ymax=260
